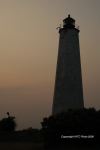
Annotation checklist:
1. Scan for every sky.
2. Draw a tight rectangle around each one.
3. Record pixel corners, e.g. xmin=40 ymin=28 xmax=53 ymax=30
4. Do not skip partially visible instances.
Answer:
xmin=0 ymin=0 xmax=100 ymax=130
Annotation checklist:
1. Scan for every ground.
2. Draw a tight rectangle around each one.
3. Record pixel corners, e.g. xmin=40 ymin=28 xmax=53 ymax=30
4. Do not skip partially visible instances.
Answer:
xmin=0 ymin=142 xmax=44 ymax=150
xmin=0 ymin=143 xmax=99 ymax=150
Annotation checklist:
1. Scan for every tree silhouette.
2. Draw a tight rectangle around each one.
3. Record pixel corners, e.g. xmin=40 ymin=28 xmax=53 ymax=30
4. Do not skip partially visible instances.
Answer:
xmin=41 ymin=108 xmax=100 ymax=147
xmin=0 ymin=112 xmax=17 ymax=132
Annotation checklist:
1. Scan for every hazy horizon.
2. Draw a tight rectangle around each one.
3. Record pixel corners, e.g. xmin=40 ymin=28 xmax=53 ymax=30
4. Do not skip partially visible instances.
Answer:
xmin=0 ymin=0 xmax=100 ymax=130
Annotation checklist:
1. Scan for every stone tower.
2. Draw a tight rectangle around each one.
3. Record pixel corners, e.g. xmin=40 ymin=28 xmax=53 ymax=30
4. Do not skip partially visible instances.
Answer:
xmin=52 ymin=15 xmax=84 ymax=115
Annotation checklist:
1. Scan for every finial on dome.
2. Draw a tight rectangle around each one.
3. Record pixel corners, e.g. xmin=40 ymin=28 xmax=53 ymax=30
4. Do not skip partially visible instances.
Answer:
xmin=63 ymin=14 xmax=75 ymax=29
xmin=68 ymin=14 xmax=70 ymax=18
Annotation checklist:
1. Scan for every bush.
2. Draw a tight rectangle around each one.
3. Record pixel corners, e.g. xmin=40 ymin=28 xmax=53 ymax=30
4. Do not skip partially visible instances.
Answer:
xmin=41 ymin=108 xmax=100 ymax=147
xmin=0 ymin=112 xmax=16 ymax=132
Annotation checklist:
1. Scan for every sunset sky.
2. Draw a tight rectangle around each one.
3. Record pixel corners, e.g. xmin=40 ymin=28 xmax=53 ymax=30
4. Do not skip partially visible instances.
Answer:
xmin=0 ymin=0 xmax=100 ymax=129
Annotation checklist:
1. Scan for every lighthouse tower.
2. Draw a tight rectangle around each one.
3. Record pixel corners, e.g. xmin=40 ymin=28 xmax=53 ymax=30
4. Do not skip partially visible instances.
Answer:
xmin=52 ymin=15 xmax=84 ymax=115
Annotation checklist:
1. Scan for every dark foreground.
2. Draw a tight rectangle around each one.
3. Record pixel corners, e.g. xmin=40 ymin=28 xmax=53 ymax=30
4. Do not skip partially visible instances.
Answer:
xmin=0 ymin=142 xmax=44 ymax=150
xmin=0 ymin=109 xmax=100 ymax=149
xmin=0 ymin=142 xmax=99 ymax=150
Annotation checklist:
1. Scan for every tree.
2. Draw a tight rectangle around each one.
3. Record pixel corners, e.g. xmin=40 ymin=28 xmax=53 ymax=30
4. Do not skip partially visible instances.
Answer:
xmin=41 ymin=108 xmax=100 ymax=147
xmin=0 ymin=112 xmax=17 ymax=132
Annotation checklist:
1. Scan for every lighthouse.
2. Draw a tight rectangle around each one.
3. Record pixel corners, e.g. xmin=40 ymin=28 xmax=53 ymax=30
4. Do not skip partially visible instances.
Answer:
xmin=52 ymin=15 xmax=84 ymax=115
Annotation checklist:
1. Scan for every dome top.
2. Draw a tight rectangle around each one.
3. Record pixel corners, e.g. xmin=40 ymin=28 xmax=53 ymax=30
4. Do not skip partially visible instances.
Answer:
xmin=63 ymin=14 xmax=75 ymax=29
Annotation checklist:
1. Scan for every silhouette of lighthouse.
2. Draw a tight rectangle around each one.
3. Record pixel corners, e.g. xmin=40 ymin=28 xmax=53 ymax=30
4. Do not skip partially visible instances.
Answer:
xmin=52 ymin=15 xmax=84 ymax=115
